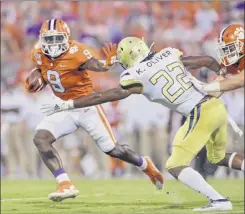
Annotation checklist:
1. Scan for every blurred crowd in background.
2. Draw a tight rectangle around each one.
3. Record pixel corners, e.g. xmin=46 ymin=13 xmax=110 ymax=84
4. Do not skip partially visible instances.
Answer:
xmin=1 ymin=1 xmax=244 ymax=180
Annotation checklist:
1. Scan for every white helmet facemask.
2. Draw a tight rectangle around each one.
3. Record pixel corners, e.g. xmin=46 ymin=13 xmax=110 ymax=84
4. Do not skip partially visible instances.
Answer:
xmin=217 ymin=39 xmax=244 ymax=66
xmin=40 ymin=32 xmax=69 ymax=58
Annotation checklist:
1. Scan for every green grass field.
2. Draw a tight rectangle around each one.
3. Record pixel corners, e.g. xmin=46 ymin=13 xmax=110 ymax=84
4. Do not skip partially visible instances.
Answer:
xmin=1 ymin=179 xmax=244 ymax=214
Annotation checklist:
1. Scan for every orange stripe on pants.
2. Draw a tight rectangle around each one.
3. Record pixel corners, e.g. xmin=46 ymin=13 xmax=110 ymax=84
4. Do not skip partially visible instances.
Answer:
xmin=95 ymin=106 xmax=117 ymax=144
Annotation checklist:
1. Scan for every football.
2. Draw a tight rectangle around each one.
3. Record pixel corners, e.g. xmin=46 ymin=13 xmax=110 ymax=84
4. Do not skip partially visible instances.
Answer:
xmin=25 ymin=68 xmax=46 ymax=93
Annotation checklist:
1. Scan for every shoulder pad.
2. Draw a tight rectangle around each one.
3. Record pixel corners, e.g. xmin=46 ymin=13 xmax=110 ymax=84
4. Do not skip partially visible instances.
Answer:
xmin=69 ymin=40 xmax=94 ymax=61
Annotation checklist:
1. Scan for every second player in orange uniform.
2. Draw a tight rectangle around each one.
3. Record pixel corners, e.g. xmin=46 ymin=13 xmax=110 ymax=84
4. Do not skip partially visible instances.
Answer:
xmin=190 ymin=24 xmax=244 ymax=93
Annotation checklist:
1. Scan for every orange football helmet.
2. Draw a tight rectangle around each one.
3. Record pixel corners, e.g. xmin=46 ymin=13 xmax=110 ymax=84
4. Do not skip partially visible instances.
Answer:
xmin=217 ymin=24 xmax=244 ymax=66
xmin=39 ymin=19 xmax=71 ymax=58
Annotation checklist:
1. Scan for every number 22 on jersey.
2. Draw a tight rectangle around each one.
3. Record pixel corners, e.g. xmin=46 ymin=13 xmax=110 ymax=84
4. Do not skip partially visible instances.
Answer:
xmin=149 ymin=62 xmax=192 ymax=103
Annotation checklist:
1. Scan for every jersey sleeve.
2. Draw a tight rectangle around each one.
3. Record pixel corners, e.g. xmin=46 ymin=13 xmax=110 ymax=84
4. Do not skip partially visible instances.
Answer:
xmin=74 ymin=42 xmax=96 ymax=65
xmin=30 ymin=43 xmax=42 ymax=67
xmin=119 ymin=71 xmax=143 ymax=89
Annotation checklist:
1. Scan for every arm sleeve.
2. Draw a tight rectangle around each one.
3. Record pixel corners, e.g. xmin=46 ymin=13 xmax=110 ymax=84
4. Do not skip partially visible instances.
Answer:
xmin=76 ymin=44 xmax=97 ymax=66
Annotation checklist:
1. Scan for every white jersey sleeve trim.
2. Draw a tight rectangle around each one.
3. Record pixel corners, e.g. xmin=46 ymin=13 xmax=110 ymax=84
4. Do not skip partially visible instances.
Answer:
xmin=120 ymin=71 xmax=143 ymax=88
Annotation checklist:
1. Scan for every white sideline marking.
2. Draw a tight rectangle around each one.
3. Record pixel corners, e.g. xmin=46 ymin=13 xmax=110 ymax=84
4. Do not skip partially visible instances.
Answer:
xmin=1 ymin=193 xmax=105 ymax=203
xmin=1 ymin=197 xmax=47 ymax=202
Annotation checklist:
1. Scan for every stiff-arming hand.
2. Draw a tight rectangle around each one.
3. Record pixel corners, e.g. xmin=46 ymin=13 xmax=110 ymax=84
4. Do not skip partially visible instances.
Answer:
xmin=102 ymin=43 xmax=118 ymax=68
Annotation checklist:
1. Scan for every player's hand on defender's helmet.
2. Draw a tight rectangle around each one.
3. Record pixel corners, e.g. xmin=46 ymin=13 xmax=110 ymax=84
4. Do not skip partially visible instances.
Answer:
xmin=102 ymin=43 xmax=118 ymax=68
xmin=40 ymin=98 xmax=74 ymax=116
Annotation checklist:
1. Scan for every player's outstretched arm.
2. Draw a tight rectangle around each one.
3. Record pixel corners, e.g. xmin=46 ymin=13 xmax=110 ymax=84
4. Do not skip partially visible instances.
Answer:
xmin=181 ymin=56 xmax=221 ymax=74
xmin=79 ymin=43 xmax=117 ymax=72
xmin=40 ymin=84 xmax=143 ymax=115
xmin=190 ymin=70 xmax=244 ymax=92
xmin=216 ymin=70 xmax=244 ymax=91
xmin=80 ymin=57 xmax=110 ymax=72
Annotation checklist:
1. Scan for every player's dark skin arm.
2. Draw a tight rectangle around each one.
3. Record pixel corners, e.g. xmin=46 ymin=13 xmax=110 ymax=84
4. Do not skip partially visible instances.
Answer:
xmin=73 ymin=84 xmax=143 ymax=108
xmin=181 ymin=56 xmax=221 ymax=73
xmin=78 ymin=57 xmax=109 ymax=72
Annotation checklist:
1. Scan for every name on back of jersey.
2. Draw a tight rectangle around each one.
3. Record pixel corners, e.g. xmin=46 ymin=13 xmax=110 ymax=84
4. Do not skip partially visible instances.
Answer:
xmin=145 ymin=50 xmax=171 ymax=68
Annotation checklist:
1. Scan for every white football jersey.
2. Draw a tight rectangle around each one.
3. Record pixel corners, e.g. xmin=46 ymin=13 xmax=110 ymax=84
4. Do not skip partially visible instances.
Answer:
xmin=120 ymin=48 xmax=205 ymax=116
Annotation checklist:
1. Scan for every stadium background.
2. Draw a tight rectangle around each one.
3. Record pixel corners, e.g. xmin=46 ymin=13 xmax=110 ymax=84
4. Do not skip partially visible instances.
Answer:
xmin=1 ymin=1 xmax=244 ymax=180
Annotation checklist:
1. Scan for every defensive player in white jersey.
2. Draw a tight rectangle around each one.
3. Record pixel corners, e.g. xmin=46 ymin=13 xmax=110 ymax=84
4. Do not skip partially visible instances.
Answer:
xmin=41 ymin=37 xmax=244 ymax=211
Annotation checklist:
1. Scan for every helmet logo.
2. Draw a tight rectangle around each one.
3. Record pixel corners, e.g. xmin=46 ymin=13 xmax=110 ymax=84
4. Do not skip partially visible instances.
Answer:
xmin=234 ymin=27 xmax=244 ymax=40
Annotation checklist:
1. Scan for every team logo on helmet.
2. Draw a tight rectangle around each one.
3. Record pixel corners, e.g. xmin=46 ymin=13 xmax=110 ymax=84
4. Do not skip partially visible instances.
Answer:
xmin=234 ymin=27 xmax=244 ymax=40
xmin=217 ymin=24 xmax=244 ymax=66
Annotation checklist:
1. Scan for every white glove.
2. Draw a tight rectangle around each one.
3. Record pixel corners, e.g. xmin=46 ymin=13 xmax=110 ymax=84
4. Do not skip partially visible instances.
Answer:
xmin=40 ymin=99 xmax=74 ymax=116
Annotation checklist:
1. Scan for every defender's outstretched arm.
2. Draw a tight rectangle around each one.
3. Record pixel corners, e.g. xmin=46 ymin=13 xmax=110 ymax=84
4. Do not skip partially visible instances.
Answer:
xmin=73 ymin=84 xmax=142 ymax=108
xmin=40 ymin=84 xmax=143 ymax=116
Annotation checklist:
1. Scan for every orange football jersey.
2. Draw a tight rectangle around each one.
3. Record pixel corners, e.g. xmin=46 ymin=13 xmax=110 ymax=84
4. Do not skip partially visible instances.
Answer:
xmin=31 ymin=40 xmax=94 ymax=100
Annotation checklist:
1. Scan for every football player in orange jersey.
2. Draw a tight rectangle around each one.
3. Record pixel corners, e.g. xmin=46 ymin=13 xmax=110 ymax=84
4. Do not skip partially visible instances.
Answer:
xmin=190 ymin=24 xmax=244 ymax=93
xmin=28 ymin=19 xmax=163 ymax=202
